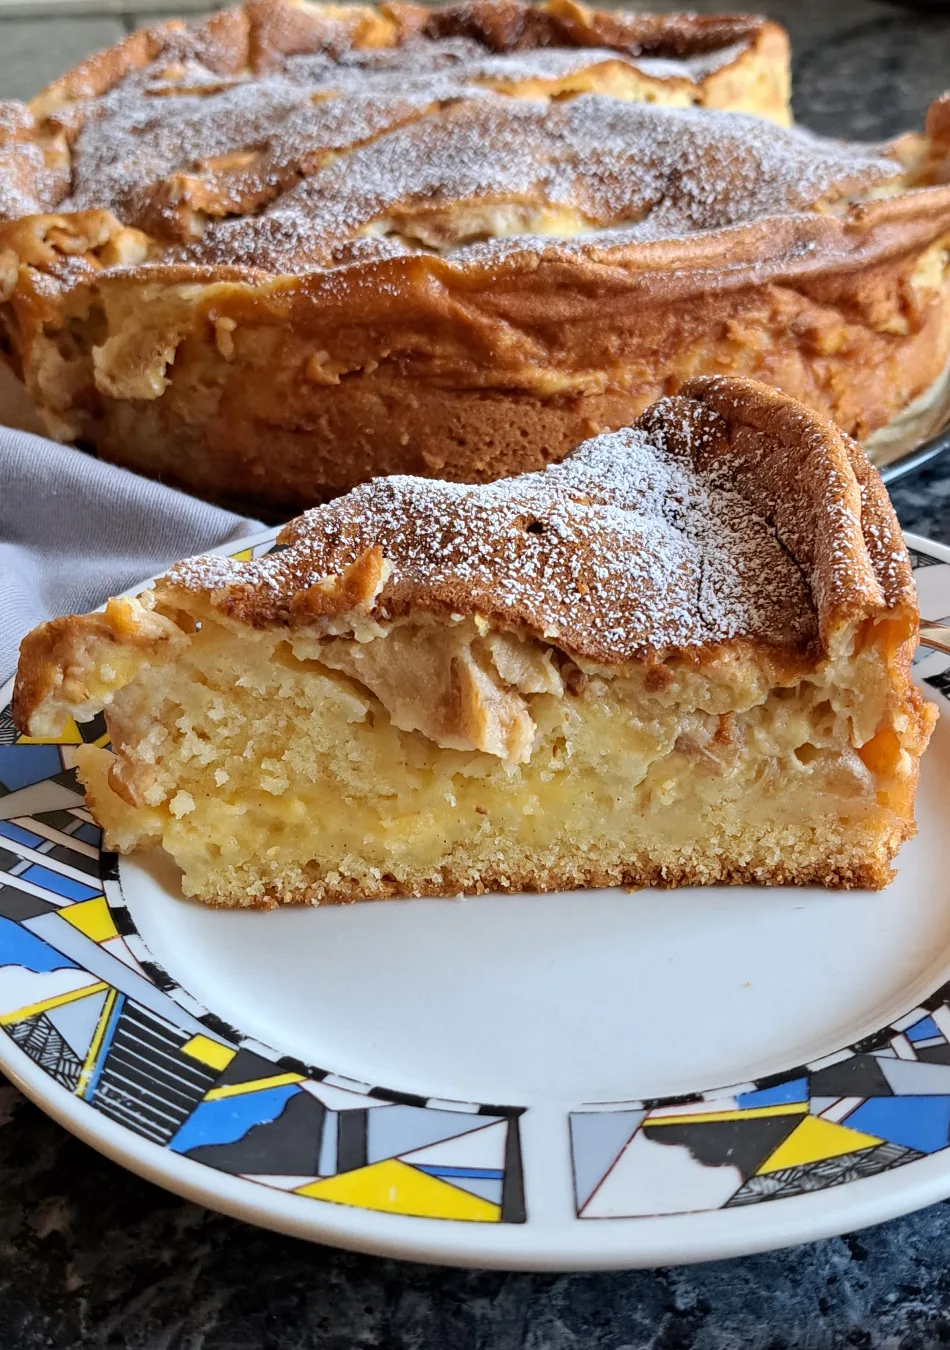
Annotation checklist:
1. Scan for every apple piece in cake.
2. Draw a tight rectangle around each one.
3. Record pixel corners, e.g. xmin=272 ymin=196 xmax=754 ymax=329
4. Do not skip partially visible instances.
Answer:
xmin=12 ymin=378 xmax=936 ymax=905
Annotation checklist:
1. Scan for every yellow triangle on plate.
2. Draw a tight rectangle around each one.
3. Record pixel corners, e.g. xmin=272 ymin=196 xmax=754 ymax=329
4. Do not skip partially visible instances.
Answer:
xmin=230 ymin=547 xmax=253 ymax=562
xmin=756 ymin=1115 xmax=882 ymax=1174
xmin=61 ymin=896 xmax=116 ymax=943
xmin=18 ymin=716 xmax=83 ymax=745
xmin=295 ymin=1159 xmax=501 ymax=1222
xmin=180 ymin=1034 xmax=236 ymax=1072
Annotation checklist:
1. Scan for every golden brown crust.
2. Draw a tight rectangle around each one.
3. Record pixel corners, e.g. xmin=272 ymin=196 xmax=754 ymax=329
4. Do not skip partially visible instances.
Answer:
xmin=3 ymin=0 xmax=950 ymax=514
xmin=6 ymin=0 xmax=791 ymax=228
xmin=676 ymin=377 xmax=917 ymax=631
xmin=10 ymin=612 xmax=104 ymax=731
xmin=200 ymin=851 xmax=907 ymax=906
xmin=7 ymin=186 xmax=950 ymax=515
xmin=22 ymin=1 xmax=786 ymax=127
xmin=143 ymin=378 xmax=914 ymax=663
xmin=11 ymin=596 xmax=186 ymax=738
xmin=12 ymin=379 xmax=921 ymax=752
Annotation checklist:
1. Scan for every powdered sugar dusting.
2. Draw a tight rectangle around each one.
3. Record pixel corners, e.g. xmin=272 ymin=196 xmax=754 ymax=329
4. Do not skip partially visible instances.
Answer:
xmin=55 ymin=30 xmax=759 ymax=234
xmin=33 ymin=10 xmax=895 ymax=273
xmin=173 ymin=94 xmax=896 ymax=273
xmin=0 ymin=102 xmax=67 ymax=221
xmin=168 ymin=397 xmax=819 ymax=661
xmin=62 ymin=68 xmax=444 ymax=231
xmin=285 ymin=35 xmax=750 ymax=85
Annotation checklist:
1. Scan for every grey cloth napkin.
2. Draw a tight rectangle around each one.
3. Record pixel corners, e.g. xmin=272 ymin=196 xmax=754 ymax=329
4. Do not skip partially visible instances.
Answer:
xmin=0 ymin=427 xmax=263 ymax=681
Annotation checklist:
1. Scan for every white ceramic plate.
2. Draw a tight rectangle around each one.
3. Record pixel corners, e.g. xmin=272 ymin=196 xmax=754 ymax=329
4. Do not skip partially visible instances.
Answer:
xmin=2 ymin=529 xmax=950 ymax=1270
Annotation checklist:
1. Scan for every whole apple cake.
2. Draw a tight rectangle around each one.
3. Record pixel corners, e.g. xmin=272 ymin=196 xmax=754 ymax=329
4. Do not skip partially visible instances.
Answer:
xmin=2 ymin=0 xmax=950 ymax=515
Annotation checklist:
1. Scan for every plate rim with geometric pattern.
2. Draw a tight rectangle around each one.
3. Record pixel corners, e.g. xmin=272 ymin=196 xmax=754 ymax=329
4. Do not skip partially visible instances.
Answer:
xmin=0 ymin=528 xmax=949 ymax=1270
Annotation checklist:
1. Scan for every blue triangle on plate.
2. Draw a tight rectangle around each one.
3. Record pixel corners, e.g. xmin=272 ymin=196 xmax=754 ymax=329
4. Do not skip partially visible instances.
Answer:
xmin=737 ymin=1077 xmax=809 ymax=1109
xmin=0 ymin=745 xmax=63 ymax=793
xmin=844 ymin=1097 xmax=950 ymax=1154
xmin=906 ymin=1017 xmax=942 ymax=1044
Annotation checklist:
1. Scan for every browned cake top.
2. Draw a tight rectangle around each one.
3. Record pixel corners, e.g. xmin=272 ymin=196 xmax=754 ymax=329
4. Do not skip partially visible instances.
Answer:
xmin=1 ymin=0 xmax=903 ymax=282
xmin=165 ymin=379 xmax=915 ymax=664
xmin=162 ymin=97 xmax=894 ymax=273
xmin=4 ymin=0 xmax=779 ymax=227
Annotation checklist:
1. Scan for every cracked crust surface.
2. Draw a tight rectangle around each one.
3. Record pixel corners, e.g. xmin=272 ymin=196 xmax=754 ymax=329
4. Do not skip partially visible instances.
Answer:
xmin=14 ymin=377 xmax=920 ymax=722
xmin=153 ymin=377 xmax=918 ymax=663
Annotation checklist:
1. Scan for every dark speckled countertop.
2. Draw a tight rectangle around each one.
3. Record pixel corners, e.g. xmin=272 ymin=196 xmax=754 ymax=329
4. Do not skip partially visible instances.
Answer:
xmin=3 ymin=3 xmax=950 ymax=1347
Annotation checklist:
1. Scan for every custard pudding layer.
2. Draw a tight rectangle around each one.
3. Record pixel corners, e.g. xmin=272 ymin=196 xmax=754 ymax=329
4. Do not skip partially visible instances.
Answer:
xmin=71 ymin=610 xmax=930 ymax=904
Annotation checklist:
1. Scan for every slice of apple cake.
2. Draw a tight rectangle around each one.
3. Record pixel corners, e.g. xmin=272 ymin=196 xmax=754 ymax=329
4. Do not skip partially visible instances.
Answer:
xmin=12 ymin=377 xmax=936 ymax=905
